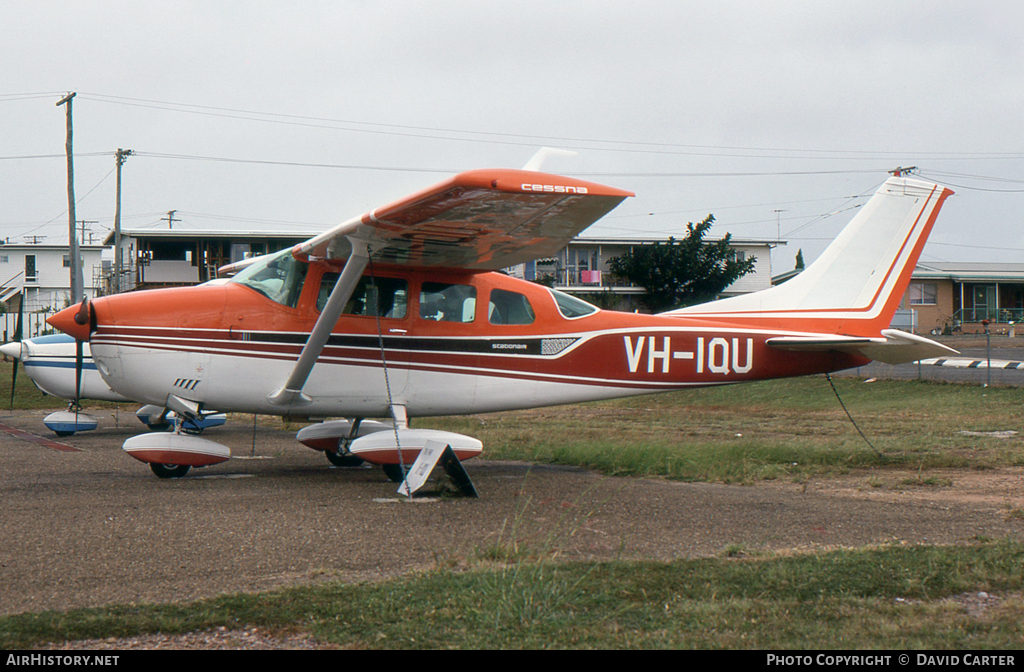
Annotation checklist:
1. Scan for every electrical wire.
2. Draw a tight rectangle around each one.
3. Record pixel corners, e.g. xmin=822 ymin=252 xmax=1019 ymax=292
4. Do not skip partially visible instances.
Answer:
xmin=77 ymin=92 xmax=1024 ymax=161
xmin=4 ymin=168 xmax=116 ymax=240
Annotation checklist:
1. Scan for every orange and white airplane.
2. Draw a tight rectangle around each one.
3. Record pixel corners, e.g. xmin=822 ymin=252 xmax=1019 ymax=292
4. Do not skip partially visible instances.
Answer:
xmin=47 ymin=167 xmax=956 ymax=483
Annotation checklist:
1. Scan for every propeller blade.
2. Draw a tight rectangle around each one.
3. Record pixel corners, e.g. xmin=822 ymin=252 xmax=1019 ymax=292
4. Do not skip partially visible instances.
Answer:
xmin=75 ymin=339 xmax=83 ymax=409
xmin=9 ymin=296 xmax=23 ymax=411
xmin=9 ymin=353 xmax=17 ymax=412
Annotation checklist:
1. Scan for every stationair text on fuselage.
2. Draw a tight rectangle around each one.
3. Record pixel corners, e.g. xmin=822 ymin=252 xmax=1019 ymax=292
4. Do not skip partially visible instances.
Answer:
xmin=624 ymin=335 xmax=754 ymax=376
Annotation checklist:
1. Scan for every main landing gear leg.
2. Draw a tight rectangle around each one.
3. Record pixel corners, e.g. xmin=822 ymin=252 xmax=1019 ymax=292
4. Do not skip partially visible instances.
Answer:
xmin=149 ymin=415 xmax=193 ymax=479
xmin=325 ymin=417 xmax=366 ymax=467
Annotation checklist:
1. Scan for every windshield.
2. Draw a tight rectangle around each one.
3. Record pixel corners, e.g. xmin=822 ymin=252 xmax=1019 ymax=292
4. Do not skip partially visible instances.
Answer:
xmin=549 ymin=289 xmax=598 ymax=319
xmin=230 ymin=249 xmax=308 ymax=308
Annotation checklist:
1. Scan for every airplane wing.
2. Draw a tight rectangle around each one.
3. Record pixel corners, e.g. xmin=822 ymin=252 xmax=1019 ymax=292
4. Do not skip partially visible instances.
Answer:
xmin=267 ymin=168 xmax=632 ymax=407
xmin=766 ymin=329 xmax=958 ymax=365
xmin=291 ymin=169 xmax=634 ymax=269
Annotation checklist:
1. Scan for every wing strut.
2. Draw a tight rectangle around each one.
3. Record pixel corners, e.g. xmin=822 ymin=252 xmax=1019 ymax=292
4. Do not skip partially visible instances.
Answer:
xmin=267 ymin=240 xmax=370 ymax=407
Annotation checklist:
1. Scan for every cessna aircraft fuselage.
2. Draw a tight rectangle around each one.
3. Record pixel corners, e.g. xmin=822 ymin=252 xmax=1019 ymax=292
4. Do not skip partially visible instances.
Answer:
xmin=56 ymin=261 xmax=866 ymax=420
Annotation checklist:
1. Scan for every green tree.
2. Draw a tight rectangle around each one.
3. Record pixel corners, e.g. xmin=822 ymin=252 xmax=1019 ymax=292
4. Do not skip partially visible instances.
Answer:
xmin=608 ymin=214 xmax=756 ymax=313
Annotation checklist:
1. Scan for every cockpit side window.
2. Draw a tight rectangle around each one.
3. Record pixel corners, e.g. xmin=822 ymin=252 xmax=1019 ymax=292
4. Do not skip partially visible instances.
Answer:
xmin=318 ymin=273 xmax=408 ymax=318
xmin=420 ymin=282 xmax=477 ymax=323
xmin=488 ymin=288 xmax=536 ymax=325
xmin=231 ymin=250 xmax=308 ymax=308
xmin=549 ymin=288 xmax=598 ymax=319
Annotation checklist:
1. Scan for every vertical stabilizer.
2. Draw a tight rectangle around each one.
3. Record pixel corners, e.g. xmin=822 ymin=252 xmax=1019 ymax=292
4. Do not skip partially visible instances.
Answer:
xmin=664 ymin=177 xmax=953 ymax=335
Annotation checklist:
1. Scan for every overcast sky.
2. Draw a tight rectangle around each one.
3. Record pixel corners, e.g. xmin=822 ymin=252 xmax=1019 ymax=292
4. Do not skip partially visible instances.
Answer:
xmin=3 ymin=1 xmax=1023 ymax=272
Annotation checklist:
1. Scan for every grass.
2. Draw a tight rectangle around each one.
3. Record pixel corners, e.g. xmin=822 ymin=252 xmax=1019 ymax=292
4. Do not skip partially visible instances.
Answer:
xmin=3 ymin=542 xmax=1023 ymax=649
xmin=0 ymin=359 xmax=127 ymax=411
xmin=417 ymin=375 xmax=1024 ymax=483
xmin=0 ymin=359 xmax=59 ymax=410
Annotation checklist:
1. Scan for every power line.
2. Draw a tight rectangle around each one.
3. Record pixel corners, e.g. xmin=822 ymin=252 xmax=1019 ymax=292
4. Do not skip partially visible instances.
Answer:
xmin=77 ymin=92 xmax=1024 ymax=161
xmin=0 ymin=152 xmax=111 ymax=161
xmin=0 ymin=92 xmax=69 ymax=102
xmin=917 ymin=173 xmax=1024 ymax=193
xmin=129 ymin=151 xmax=891 ymax=177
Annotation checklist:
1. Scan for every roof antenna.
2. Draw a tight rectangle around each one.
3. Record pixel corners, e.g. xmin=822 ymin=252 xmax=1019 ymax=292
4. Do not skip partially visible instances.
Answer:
xmin=522 ymin=147 xmax=578 ymax=172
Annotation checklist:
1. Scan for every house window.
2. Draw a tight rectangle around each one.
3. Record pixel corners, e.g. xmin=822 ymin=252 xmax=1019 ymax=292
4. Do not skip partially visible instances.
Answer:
xmin=909 ymin=282 xmax=937 ymax=305
xmin=25 ymin=255 xmax=36 ymax=282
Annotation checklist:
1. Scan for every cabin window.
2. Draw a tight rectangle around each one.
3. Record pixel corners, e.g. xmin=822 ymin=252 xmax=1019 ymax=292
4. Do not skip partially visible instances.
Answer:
xmin=231 ymin=249 xmax=308 ymax=308
xmin=420 ymin=282 xmax=476 ymax=323
xmin=488 ymin=288 xmax=536 ymax=325
xmin=549 ymin=288 xmax=598 ymax=319
xmin=318 ymin=273 xmax=408 ymax=319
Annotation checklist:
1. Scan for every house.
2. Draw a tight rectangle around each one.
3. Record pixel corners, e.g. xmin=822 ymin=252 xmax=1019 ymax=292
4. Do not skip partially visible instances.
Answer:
xmin=899 ymin=262 xmax=1024 ymax=335
xmin=0 ymin=241 xmax=107 ymax=311
xmin=109 ymin=230 xmax=782 ymax=303
xmin=101 ymin=228 xmax=319 ymax=292
xmin=0 ymin=241 xmax=109 ymax=340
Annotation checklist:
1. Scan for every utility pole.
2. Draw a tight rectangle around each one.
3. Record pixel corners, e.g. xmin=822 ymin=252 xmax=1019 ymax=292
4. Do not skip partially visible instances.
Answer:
xmin=77 ymin=220 xmax=98 ymax=245
xmin=162 ymin=209 xmax=178 ymax=230
xmin=57 ymin=92 xmax=84 ymax=304
xmin=114 ymin=149 xmax=132 ymax=293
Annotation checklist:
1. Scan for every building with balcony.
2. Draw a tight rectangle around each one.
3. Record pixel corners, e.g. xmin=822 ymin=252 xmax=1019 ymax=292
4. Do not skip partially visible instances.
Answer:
xmin=508 ymin=236 xmax=783 ymax=310
xmin=101 ymin=228 xmax=318 ymax=293
xmin=0 ymin=241 xmax=107 ymax=310
xmin=0 ymin=241 xmax=108 ymax=340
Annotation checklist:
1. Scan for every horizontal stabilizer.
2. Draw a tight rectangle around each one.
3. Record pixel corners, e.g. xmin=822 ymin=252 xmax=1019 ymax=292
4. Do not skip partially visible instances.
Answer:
xmin=767 ymin=329 xmax=958 ymax=365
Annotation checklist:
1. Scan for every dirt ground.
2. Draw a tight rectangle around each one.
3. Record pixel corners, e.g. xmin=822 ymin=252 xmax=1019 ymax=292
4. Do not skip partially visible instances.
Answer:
xmin=3 ymin=406 xmax=1024 ymax=648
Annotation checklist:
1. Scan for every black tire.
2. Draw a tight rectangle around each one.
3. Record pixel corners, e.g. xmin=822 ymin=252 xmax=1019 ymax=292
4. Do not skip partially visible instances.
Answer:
xmin=53 ymin=430 xmax=75 ymax=437
xmin=150 ymin=463 xmax=191 ymax=479
xmin=381 ymin=464 xmax=407 ymax=483
xmin=325 ymin=451 xmax=364 ymax=468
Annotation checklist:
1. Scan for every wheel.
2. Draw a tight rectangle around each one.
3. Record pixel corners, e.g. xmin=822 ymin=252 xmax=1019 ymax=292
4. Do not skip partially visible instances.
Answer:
xmin=325 ymin=451 xmax=364 ymax=468
xmin=150 ymin=463 xmax=191 ymax=479
xmin=53 ymin=430 xmax=75 ymax=437
xmin=146 ymin=422 xmax=173 ymax=432
xmin=382 ymin=463 xmax=407 ymax=483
